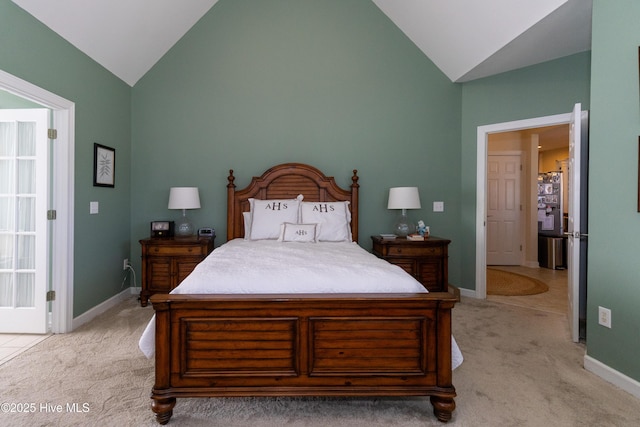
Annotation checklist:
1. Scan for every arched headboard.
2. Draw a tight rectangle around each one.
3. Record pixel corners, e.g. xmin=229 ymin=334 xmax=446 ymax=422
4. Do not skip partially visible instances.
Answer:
xmin=227 ymin=163 xmax=359 ymax=242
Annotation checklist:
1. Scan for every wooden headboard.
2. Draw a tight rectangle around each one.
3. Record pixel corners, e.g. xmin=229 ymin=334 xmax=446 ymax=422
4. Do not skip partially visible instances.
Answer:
xmin=227 ymin=163 xmax=359 ymax=242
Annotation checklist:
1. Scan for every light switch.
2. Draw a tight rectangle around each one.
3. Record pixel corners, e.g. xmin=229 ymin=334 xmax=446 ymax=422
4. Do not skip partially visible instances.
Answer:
xmin=90 ymin=201 xmax=99 ymax=214
xmin=433 ymin=201 xmax=444 ymax=212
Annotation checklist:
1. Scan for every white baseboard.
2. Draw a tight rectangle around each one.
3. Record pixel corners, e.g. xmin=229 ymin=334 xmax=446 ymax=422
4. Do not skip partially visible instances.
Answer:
xmin=71 ymin=288 xmax=136 ymax=331
xmin=584 ymin=355 xmax=640 ymax=400
xmin=458 ymin=287 xmax=477 ymax=299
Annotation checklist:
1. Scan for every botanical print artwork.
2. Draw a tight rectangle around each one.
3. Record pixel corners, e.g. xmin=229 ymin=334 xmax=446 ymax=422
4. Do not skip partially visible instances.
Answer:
xmin=93 ymin=143 xmax=115 ymax=187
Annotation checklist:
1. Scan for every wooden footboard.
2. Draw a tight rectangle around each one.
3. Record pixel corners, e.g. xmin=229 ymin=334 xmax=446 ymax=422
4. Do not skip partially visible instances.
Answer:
xmin=149 ymin=292 xmax=457 ymax=424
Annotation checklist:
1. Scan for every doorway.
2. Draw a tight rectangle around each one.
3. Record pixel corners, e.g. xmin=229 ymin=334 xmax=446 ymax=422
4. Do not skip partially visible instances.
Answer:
xmin=0 ymin=70 xmax=75 ymax=334
xmin=476 ymin=112 xmax=578 ymax=297
xmin=487 ymin=126 xmax=571 ymax=267
xmin=476 ymin=105 xmax=588 ymax=342
xmin=486 ymin=126 xmax=569 ymax=315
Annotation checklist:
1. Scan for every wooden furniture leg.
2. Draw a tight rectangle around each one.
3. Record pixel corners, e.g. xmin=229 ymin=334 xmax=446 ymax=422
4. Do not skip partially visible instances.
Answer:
xmin=151 ymin=397 xmax=175 ymax=425
xmin=431 ymin=395 xmax=456 ymax=422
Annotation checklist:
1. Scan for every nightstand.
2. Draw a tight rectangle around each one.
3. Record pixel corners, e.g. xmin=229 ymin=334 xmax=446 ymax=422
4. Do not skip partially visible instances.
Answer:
xmin=139 ymin=236 xmax=214 ymax=307
xmin=371 ymin=235 xmax=450 ymax=292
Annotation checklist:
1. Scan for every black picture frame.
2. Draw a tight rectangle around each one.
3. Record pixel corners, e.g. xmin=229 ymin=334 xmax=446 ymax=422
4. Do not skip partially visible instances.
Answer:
xmin=93 ymin=143 xmax=115 ymax=187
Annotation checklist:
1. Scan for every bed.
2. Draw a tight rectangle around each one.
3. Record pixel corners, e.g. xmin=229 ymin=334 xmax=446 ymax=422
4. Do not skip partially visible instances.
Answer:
xmin=143 ymin=163 xmax=459 ymax=424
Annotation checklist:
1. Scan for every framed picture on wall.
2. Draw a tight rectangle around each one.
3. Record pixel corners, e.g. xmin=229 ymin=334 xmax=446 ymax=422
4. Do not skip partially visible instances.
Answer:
xmin=93 ymin=143 xmax=115 ymax=187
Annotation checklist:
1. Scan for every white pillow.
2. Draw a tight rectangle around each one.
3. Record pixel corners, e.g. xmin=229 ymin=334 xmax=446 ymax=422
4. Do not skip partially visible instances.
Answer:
xmin=249 ymin=196 xmax=302 ymax=240
xmin=243 ymin=211 xmax=252 ymax=240
xmin=277 ymin=223 xmax=319 ymax=243
xmin=300 ymin=201 xmax=352 ymax=242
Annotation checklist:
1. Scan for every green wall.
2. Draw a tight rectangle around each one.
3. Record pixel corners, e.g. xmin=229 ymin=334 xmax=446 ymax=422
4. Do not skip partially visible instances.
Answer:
xmin=0 ymin=1 xmax=132 ymax=316
xmin=130 ymin=0 xmax=463 ymax=282
xmin=459 ymin=52 xmax=591 ymax=290
xmin=587 ymin=0 xmax=640 ymax=381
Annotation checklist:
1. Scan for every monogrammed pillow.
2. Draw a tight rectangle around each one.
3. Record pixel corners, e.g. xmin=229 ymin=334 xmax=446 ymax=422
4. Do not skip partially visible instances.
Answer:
xmin=277 ymin=223 xmax=319 ymax=243
xmin=300 ymin=201 xmax=352 ymax=242
xmin=249 ymin=197 xmax=301 ymax=240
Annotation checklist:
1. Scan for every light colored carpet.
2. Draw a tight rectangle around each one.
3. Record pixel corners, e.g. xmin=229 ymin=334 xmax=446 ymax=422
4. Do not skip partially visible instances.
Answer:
xmin=487 ymin=267 xmax=549 ymax=296
xmin=2 ymin=296 xmax=640 ymax=426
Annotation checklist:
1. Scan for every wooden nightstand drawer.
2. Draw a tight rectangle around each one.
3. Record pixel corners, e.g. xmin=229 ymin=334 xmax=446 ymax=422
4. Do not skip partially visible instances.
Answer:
xmin=149 ymin=245 xmax=206 ymax=256
xmin=388 ymin=258 xmax=415 ymax=274
xmin=387 ymin=245 xmax=442 ymax=257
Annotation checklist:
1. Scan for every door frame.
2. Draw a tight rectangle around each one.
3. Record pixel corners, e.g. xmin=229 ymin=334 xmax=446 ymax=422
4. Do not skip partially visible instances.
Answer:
xmin=476 ymin=112 xmax=573 ymax=299
xmin=0 ymin=70 xmax=75 ymax=333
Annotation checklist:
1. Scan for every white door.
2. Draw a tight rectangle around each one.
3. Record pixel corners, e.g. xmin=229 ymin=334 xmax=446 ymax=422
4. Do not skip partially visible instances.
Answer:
xmin=566 ymin=103 xmax=588 ymax=342
xmin=0 ymin=109 xmax=49 ymax=333
xmin=486 ymin=154 xmax=522 ymax=265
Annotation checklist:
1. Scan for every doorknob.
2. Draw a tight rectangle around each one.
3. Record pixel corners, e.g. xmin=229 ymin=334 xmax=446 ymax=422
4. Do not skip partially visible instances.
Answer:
xmin=564 ymin=231 xmax=588 ymax=238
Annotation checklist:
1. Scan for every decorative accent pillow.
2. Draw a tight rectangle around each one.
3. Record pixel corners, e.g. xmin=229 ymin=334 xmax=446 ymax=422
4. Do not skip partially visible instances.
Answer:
xmin=277 ymin=223 xmax=319 ymax=243
xmin=248 ymin=195 xmax=303 ymax=240
xmin=300 ymin=201 xmax=352 ymax=242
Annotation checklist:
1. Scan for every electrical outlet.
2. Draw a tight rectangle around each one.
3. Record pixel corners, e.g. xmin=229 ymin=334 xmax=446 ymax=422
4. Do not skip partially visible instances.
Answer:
xmin=123 ymin=258 xmax=129 ymax=271
xmin=598 ymin=306 xmax=611 ymax=328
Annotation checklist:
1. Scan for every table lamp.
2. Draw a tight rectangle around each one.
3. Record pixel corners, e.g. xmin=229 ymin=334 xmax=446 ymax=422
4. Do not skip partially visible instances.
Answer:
xmin=387 ymin=187 xmax=421 ymax=237
xmin=168 ymin=187 xmax=201 ymax=236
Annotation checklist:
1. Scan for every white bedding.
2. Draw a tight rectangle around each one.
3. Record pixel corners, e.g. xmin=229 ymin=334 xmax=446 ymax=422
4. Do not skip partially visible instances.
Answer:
xmin=138 ymin=239 xmax=462 ymax=368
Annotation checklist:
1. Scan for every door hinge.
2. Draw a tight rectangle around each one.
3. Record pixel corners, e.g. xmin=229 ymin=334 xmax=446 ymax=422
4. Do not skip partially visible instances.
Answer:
xmin=48 ymin=129 xmax=57 ymax=139
xmin=46 ymin=290 xmax=56 ymax=302
xmin=47 ymin=210 xmax=57 ymax=220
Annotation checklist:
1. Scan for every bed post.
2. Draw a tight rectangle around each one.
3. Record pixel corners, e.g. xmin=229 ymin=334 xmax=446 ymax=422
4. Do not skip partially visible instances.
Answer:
xmin=150 ymin=299 xmax=176 ymax=425
xmin=227 ymin=169 xmax=236 ymax=241
xmin=430 ymin=298 xmax=456 ymax=422
xmin=350 ymin=169 xmax=359 ymax=243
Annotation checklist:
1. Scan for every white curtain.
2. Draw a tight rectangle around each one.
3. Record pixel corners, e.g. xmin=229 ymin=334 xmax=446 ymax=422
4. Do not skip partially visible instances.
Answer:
xmin=0 ymin=120 xmax=36 ymax=308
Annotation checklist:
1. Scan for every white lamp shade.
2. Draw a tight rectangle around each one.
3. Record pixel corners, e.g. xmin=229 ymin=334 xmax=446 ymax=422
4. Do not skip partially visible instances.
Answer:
xmin=387 ymin=187 xmax=421 ymax=209
xmin=168 ymin=187 xmax=201 ymax=210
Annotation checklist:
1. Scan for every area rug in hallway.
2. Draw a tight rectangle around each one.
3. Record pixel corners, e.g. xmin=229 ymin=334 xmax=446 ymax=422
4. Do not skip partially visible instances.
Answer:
xmin=486 ymin=268 xmax=549 ymax=296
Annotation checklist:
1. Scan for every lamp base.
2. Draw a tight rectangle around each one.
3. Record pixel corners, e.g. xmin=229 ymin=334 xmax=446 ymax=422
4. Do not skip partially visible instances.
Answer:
xmin=392 ymin=211 xmax=414 ymax=237
xmin=175 ymin=213 xmax=195 ymax=236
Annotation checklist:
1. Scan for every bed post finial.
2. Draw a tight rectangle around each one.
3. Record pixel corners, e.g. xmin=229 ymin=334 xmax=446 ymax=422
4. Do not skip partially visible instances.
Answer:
xmin=227 ymin=170 xmax=237 ymax=241
xmin=350 ymin=170 xmax=359 ymax=243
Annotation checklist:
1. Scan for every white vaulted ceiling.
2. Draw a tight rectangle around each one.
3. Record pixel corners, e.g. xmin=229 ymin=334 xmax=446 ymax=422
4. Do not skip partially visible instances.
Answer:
xmin=11 ymin=0 xmax=592 ymax=87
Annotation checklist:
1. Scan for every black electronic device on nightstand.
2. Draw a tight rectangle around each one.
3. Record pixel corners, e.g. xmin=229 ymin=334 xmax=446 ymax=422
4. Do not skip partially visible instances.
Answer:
xmin=150 ymin=221 xmax=174 ymax=238
xmin=198 ymin=227 xmax=215 ymax=238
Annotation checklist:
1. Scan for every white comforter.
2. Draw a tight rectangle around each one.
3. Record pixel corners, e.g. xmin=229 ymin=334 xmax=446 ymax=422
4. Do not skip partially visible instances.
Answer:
xmin=138 ymin=239 xmax=462 ymax=368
